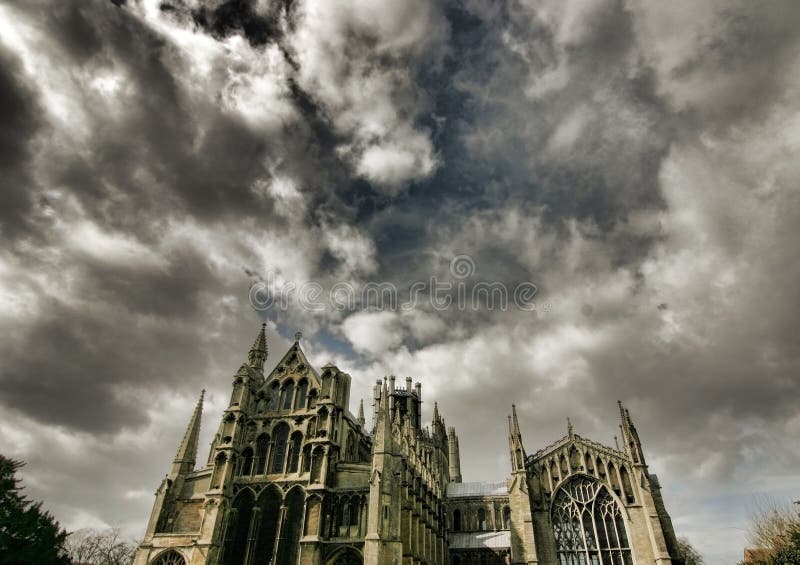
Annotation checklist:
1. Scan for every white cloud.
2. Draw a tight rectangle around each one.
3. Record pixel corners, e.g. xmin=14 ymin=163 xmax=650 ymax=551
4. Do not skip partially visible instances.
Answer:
xmin=342 ymin=310 xmax=402 ymax=355
xmin=354 ymin=133 xmax=437 ymax=190
xmin=290 ymin=0 xmax=447 ymax=191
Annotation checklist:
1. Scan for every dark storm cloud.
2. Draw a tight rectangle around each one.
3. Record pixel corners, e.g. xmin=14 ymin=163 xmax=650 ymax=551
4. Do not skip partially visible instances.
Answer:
xmin=189 ymin=0 xmax=292 ymax=47
xmin=14 ymin=1 xmax=304 ymax=238
xmin=0 ymin=243 xmax=223 ymax=432
xmin=669 ymin=2 xmax=800 ymax=124
xmin=0 ymin=44 xmax=42 ymax=239
xmin=365 ymin=0 xmax=672 ymax=283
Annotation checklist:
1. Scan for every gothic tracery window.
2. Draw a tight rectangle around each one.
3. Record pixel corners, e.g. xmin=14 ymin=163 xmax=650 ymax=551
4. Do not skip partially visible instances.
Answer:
xmin=152 ymin=550 xmax=186 ymax=565
xmin=551 ymin=476 xmax=632 ymax=565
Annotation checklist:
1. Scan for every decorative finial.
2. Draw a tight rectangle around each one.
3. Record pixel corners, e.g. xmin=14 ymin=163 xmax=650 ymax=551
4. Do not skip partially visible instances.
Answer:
xmin=567 ymin=417 xmax=574 ymax=437
xmin=614 ymin=435 xmax=620 ymax=450
xmin=294 ymin=331 xmax=302 ymax=342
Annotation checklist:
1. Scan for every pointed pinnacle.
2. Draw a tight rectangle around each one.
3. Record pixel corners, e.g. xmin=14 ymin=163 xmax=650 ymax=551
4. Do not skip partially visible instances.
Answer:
xmin=567 ymin=417 xmax=574 ymax=437
xmin=248 ymin=323 xmax=268 ymax=370
xmin=511 ymin=404 xmax=521 ymax=435
xmin=173 ymin=390 xmax=205 ymax=471
xmin=357 ymin=398 xmax=365 ymax=423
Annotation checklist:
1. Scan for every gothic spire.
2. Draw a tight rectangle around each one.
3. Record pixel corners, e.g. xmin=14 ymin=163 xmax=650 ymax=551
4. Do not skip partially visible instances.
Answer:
xmin=508 ymin=404 xmax=526 ymax=473
xmin=357 ymin=398 xmax=366 ymax=427
xmin=618 ymin=400 xmax=646 ymax=465
xmin=171 ymin=389 xmax=204 ymax=477
xmin=511 ymin=404 xmax=522 ymax=436
xmin=248 ymin=323 xmax=268 ymax=370
xmin=433 ymin=401 xmax=440 ymax=423
xmin=567 ymin=417 xmax=574 ymax=439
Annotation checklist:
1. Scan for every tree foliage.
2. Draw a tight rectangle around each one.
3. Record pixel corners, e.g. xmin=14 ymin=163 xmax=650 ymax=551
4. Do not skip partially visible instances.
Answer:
xmin=0 ymin=454 xmax=70 ymax=565
xmin=65 ymin=528 xmax=136 ymax=565
xmin=676 ymin=536 xmax=704 ymax=565
xmin=739 ymin=497 xmax=800 ymax=565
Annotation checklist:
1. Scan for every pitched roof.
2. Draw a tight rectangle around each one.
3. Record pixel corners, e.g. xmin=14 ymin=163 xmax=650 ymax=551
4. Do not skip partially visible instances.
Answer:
xmin=449 ymin=531 xmax=511 ymax=550
xmin=266 ymin=339 xmax=321 ymax=385
xmin=445 ymin=481 xmax=507 ymax=498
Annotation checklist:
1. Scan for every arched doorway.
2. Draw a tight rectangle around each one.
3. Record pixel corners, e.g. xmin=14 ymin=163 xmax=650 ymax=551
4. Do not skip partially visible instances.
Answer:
xmin=551 ymin=475 xmax=633 ymax=565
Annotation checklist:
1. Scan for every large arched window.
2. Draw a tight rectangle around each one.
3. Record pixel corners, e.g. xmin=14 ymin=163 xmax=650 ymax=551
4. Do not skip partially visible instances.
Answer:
xmin=551 ymin=476 xmax=632 ymax=565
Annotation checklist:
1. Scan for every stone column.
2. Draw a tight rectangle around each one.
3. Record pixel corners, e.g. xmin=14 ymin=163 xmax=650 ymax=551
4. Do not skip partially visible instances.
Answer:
xmin=272 ymin=504 xmax=288 ymax=564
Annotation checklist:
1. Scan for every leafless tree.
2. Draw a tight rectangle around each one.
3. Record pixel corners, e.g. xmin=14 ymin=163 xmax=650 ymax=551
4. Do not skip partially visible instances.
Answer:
xmin=747 ymin=496 xmax=800 ymax=552
xmin=65 ymin=528 xmax=136 ymax=565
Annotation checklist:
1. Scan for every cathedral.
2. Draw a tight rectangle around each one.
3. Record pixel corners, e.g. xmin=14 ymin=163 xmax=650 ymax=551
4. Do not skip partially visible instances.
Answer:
xmin=133 ymin=324 xmax=685 ymax=565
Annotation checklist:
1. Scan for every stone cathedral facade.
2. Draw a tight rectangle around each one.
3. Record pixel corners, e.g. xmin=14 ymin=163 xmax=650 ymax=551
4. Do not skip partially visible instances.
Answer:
xmin=133 ymin=324 xmax=684 ymax=565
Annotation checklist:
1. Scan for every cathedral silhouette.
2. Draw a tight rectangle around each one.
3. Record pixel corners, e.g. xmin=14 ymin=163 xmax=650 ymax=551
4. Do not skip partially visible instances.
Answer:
xmin=134 ymin=324 xmax=684 ymax=565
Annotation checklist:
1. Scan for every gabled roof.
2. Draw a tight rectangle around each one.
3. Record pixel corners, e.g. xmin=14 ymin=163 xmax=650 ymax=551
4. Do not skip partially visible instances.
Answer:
xmin=446 ymin=481 xmax=508 ymax=498
xmin=265 ymin=338 xmax=321 ymax=386
xmin=449 ymin=531 xmax=510 ymax=550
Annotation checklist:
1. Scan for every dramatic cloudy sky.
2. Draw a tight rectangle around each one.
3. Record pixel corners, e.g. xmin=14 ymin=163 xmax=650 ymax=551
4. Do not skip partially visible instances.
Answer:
xmin=1 ymin=0 xmax=799 ymax=562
